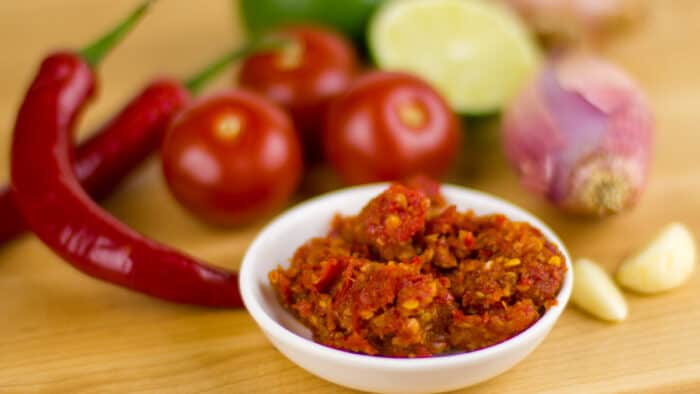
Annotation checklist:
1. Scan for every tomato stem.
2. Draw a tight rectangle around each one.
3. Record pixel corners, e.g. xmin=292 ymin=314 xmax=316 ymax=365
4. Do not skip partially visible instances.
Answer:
xmin=185 ymin=36 xmax=289 ymax=94
xmin=81 ymin=0 xmax=153 ymax=67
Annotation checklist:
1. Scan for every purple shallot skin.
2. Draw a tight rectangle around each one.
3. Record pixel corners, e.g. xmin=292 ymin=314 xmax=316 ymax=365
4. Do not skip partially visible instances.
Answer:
xmin=503 ymin=52 xmax=653 ymax=216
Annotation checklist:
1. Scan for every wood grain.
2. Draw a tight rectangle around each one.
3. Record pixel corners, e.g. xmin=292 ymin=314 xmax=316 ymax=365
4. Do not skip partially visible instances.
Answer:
xmin=1 ymin=1 xmax=699 ymax=393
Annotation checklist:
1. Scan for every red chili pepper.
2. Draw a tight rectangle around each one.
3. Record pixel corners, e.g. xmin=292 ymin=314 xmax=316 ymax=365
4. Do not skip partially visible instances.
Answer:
xmin=0 ymin=188 xmax=25 ymax=244
xmin=0 ymin=6 xmax=285 ymax=246
xmin=0 ymin=79 xmax=187 ymax=245
xmin=10 ymin=3 xmax=242 ymax=307
xmin=0 ymin=7 xmax=281 ymax=246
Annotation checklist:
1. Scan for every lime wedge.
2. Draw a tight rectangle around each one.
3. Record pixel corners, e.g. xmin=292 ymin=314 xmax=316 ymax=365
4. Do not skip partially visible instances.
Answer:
xmin=369 ymin=0 xmax=539 ymax=114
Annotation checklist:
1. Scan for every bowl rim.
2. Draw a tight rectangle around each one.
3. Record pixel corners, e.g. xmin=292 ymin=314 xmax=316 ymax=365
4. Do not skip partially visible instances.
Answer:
xmin=240 ymin=182 xmax=573 ymax=369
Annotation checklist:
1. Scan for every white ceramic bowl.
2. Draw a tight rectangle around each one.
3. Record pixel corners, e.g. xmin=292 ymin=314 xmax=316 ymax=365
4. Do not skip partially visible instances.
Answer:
xmin=240 ymin=184 xmax=573 ymax=394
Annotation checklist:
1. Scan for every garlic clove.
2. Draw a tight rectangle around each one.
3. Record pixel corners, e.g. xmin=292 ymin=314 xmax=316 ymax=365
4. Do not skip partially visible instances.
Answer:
xmin=616 ymin=223 xmax=696 ymax=294
xmin=572 ymin=258 xmax=628 ymax=322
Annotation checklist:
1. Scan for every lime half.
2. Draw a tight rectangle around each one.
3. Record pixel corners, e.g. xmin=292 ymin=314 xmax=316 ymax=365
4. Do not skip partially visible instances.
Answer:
xmin=369 ymin=0 xmax=539 ymax=114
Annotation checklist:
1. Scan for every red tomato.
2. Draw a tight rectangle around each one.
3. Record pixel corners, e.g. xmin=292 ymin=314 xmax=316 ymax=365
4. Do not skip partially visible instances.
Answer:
xmin=322 ymin=71 xmax=462 ymax=185
xmin=161 ymin=89 xmax=303 ymax=225
xmin=238 ymin=25 xmax=358 ymax=160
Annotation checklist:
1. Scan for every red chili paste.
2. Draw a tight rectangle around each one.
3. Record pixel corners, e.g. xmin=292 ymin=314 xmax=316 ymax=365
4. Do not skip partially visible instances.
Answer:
xmin=269 ymin=180 xmax=566 ymax=357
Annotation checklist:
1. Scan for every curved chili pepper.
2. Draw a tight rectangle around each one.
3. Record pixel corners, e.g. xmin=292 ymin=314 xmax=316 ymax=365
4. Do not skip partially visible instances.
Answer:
xmin=0 ymin=34 xmax=287 ymax=246
xmin=0 ymin=79 xmax=187 ymax=245
xmin=0 ymin=188 xmax=25 ymax=243
xmin=11 ymin=53 xmax=241 ymax=307
xmin=10 ymin=5 xmax=243 ymax=307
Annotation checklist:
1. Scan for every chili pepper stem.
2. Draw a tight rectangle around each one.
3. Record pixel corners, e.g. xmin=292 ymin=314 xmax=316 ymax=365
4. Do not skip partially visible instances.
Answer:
xmin=80 ymin=0 xmax=154 ymax=67
xmin=185 ymin=36 xmax=289 ymax=94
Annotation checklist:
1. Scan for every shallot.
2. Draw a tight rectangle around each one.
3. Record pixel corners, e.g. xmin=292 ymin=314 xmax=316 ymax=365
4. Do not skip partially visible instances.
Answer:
xmin=503 ymin=52 xmax=653 ymax=216
xmin=505 ymin=0 xmax=643 ymax=44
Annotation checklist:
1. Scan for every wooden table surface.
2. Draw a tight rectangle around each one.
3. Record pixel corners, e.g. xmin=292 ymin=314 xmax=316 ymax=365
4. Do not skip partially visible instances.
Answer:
xmin=1 ymin=1 xmax=699 ymax=393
